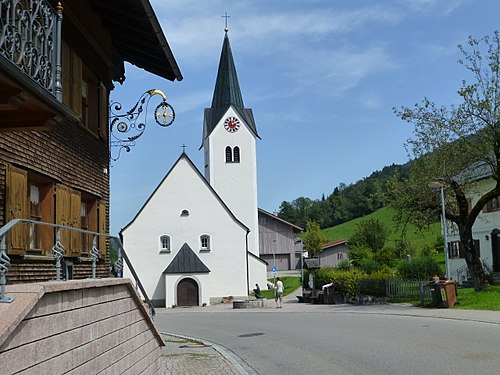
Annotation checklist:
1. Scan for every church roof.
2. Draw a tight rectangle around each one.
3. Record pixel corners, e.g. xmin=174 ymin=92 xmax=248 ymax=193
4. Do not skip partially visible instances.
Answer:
xmin=202 ymin=32 xmax=259 ymax=142
xmin=163 ymin=243 xmax=210 ymax=274
xmin=120 ymin=152 xmax=250 ymax=234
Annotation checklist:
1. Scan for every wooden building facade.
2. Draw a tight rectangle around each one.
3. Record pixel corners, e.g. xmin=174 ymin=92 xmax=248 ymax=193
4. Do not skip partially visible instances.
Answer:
xmin=319 ymin=240 xmax=349 ymax=268
xmin=258 ymin=208 xmax=303 ymax=271
xmin=0 ymin=0 xmax=181 ymax=283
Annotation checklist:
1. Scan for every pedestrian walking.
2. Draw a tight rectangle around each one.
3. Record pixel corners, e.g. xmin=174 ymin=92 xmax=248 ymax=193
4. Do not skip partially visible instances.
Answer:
xmin=275 ymin=277 xmax=284 ymax=308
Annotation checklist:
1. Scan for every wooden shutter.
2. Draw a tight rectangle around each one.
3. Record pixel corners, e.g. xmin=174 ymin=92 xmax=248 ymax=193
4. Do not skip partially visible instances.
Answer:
xmin=98 ymin=202 xmax=107 ymax=257
xmin=99 ymin=83 xmax=108 ymax=140
xmin=71 ymin=51 xmax=83 ymax=118
xmin=55 ymin=184 xmax=71 ymax=254
xmin=6 ymin=166 xmax=28 ymax=254
xmin=69 ymin=190 xmax=81 ymax=256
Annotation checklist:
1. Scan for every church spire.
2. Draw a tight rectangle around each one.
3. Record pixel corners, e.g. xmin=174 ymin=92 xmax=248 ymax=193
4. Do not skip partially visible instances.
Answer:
xmin=201 ymin=27 xmax=259 ymax=145
xmin=210 ymin=32 xmax=245 ymax=111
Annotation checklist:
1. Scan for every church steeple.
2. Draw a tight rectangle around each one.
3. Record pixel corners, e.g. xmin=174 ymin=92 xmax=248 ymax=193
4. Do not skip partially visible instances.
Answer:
xmin=211 ymin=32 xmax=245 ymax=111
xmin=202 ymin=31 xmax=259 ymax=143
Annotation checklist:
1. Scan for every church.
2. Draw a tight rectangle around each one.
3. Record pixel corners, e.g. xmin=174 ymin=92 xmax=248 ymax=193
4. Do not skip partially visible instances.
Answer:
xmin=120 ymin=30 xmax=268 ymax=307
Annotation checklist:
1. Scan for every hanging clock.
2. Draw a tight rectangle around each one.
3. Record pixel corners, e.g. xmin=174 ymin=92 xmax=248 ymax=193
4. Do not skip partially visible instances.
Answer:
xmin=224 ymin=116 xmax=240 ymax=133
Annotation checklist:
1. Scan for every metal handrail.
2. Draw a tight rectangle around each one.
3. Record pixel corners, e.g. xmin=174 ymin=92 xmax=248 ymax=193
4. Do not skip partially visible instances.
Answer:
xmin=456 ymin=259 xmax=492 ymax=284
xmin=0 ymin=219 xmax=155 ymax=317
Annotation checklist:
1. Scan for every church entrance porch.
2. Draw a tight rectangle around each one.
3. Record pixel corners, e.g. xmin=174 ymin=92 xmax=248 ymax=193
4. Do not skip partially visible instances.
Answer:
xmin=177 ymin=278 xmax=199 ymax=306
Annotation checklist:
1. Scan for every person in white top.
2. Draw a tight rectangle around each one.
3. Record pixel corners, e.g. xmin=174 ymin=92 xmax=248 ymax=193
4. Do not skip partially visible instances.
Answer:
xmin=275 ymin=277 xmax=284 ymax=308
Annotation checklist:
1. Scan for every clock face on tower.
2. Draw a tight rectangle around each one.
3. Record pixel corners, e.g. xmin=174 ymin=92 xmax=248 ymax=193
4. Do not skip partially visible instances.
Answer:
xmin=224 ymin=116 xmax=240 ymax=133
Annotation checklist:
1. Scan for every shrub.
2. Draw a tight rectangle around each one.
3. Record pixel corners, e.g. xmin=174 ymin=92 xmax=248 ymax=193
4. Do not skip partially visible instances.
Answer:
xmin=348 ymin=246 xmax=372 ymax=267
xmin=397 ymin=256 xmax=443 ymax=280
xmin=417 ymin=244 xmax=437 ymax=257
xmin=359 ymin=258 xmax=381 ymax=274
xmin=373 ymin=246 xmax=397 ymax=267
xmin=336 ymin=259 xmax=351 ymax=271
xmin=314 ymin=267 xmax=363 ymax=298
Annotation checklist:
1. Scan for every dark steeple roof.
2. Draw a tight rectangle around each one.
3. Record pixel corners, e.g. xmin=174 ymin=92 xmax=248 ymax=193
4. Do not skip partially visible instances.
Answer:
xmin=163 ymin=243 xmax=210 ymax=274
xmin=202 ymin=32 xmax=259 ymax=143
xmin=211 ymin=32 xmax=245 ymax=110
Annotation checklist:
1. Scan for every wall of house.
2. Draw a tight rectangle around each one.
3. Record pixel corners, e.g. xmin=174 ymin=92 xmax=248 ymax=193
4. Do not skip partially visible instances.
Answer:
xmin=0 ymin=120 xmax=110 ymax=282
xmin=259 ymin=213 xmax=297 ymax=255
xmin=259 ymin=212 xmax=300 ymax=271
xmin=0 ymin=122 xmax=109 ymax=225
xmin=320 ymin=244 xmax=348 ymax=267
xmin=0 ymin=279 xmax=164 ymax=374
xmin=448 ymin=178 xmax=500 ymax=279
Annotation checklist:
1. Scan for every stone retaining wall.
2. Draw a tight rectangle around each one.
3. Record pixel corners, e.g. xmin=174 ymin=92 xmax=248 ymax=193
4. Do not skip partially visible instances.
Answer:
xmin=0 ymin=278 xmax=164 ymax=374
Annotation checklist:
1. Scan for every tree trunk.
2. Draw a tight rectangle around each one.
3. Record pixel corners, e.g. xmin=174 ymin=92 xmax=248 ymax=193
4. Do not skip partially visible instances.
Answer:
xmin=461 ymin=230 xmax=488 ymax=291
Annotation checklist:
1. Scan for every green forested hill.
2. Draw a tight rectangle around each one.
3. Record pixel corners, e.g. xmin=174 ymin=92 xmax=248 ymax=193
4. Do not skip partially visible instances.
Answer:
xmin=320 ymin=206 xmax=441 ymax=250
xmin=277 ymin=163 xmax=410 ymax=229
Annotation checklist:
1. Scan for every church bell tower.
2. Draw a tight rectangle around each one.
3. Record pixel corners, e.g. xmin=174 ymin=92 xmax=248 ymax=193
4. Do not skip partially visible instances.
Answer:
xmin=201 ymin=28 xmax=260 ymax=257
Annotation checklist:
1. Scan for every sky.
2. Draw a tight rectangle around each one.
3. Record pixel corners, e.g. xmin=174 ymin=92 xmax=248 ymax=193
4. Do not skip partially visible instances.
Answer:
xmin=109 ymin=0 xmax=500 ymax=235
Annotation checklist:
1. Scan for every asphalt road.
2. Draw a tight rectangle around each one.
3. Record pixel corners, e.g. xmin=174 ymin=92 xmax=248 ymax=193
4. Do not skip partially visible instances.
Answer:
xmin=155 ymin=301 xmax=500 ymax=375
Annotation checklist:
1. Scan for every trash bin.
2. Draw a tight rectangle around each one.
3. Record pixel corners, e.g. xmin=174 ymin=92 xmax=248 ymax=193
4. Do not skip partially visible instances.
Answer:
xmin=429 ymin=281 xmax=443 ymax=307
xmin=323 ymin=284 xmax=335 ymax=304
xmin=429 ymin=280 xmax=457 ymax=308
xmin=442 ymin=280 xmax=457 ymax=308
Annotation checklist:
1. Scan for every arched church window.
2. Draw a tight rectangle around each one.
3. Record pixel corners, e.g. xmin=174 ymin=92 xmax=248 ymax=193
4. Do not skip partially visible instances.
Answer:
xmin=233 ymin=146 xmax=240 ymax=163
xmin=225 ymin=146 xmax=232 ymax=162
xmin=180 ymin=209 xmax=190 ymax=216
xmin=200 ymin=234 xmax=211 ymax=251
xmin=159 ymin=235 xmax=171 ymax=253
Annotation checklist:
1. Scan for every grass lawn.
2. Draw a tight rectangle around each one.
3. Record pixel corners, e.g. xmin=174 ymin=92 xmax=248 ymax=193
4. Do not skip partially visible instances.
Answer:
xmin=390 ymin=285 xmax=500 ymax=311
xmin=258 ymin=276 xmax=301 ymax=299
xmin=454 ymin=285 xmax=500 ymax=310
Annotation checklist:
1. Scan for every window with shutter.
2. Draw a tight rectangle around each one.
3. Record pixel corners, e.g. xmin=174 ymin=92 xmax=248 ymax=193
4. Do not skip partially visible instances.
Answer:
xmin=225 ymin=146 xmax=232 ymax=162
xmin=81 ymin=197 xmax=98 ymax=255
xmin=233 ymin=146 xmax=240 ymax=163
xmin=27 ymin=177 xmax=54 ymax=255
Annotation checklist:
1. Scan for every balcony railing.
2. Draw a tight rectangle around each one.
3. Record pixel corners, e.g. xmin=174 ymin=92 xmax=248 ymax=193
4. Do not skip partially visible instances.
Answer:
xmin=0 ymin=0 xmax=62 ymax=98
xmin=0 ymin=219 xmax=155 ymax=317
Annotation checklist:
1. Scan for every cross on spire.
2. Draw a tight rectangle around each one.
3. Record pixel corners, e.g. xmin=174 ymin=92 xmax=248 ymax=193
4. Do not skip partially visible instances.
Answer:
xmin=181 ymin=144 xmax=187 ymax=153
xmin=222 ymin=12 xmax=230 ymax=32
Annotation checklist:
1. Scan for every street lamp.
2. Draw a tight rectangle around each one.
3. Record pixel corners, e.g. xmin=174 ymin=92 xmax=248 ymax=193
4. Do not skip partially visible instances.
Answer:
xmin=429 ymin=180 xmax=450 ymax=279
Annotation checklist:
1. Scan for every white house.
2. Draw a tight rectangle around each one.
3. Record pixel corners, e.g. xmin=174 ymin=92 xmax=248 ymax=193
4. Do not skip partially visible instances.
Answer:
xmin=121 ymin=30 xmax=267 ymax=307
xmin=447 ymin=161 xmax=500 ymax=282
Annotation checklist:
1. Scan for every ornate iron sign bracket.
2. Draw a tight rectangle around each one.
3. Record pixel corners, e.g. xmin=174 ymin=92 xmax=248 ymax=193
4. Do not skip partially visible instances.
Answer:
xmin=109 ymin=89 xmax=175 ymax=161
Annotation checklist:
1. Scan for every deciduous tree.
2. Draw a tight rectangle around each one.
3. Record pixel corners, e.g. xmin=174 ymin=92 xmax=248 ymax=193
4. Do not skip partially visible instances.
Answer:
xmin=393 ymin=31 xmax=500 ymax=291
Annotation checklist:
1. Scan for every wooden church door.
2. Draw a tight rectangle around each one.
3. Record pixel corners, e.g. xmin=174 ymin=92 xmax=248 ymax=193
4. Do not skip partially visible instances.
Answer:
xmin=177 ymin=278 xmax=199 ymax=306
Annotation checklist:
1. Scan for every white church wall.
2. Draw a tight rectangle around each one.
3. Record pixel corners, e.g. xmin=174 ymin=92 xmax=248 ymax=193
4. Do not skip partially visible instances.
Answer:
xmin=122 ymin=156 xmax=249 ymax=307
xmin=248 ymin=254 xmax=268 ymax=293
xmin=207 ymin=107 xmax=260 ymax=258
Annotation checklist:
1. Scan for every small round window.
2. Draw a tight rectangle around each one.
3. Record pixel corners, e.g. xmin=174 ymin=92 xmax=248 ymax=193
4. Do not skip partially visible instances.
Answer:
xmin=180 ymin=209 xmax=190 ymax=217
